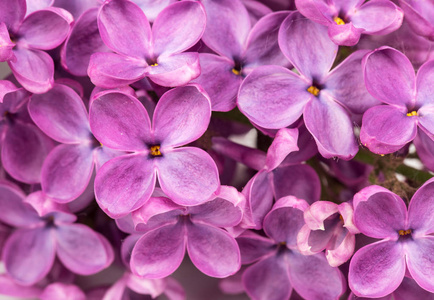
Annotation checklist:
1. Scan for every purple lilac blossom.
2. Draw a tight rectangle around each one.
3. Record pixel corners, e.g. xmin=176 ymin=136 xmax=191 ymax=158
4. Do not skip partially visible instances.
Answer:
xmin=88 ymin=0 xmax=205 ymax=88
xmin=238 ymin=12 xmax=379 ymax=160
xmin=361 ymin=46 xmax=434 ymax=155
xmin=398 ymin=0 xmax=434 ymax=41
xmin=295 ymin=0 xmax=403 ymax=46
xmin=349 ymin=179 xmax=434 ymax=297
xmin=90 ymin=85 xmax=220 ymax=218
xmin=0 ymin=0 xmax=72 ymax=93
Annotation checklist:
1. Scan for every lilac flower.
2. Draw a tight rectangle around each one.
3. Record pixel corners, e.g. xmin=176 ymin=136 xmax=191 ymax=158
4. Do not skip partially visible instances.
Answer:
xmin=360 ymin=46 xmax=434 ymax=155
xmin=295 ymin=0 xmax=403 ymax=46
xmin=0 ymin=0 xmax=72 ymax=93
xmin=0 ymin=80 xmax=53 ymax=183
xmin=238 ymin=12 xmax=379 ymax=159
xmin=128 ymin=186 xmax=243 ymax=279
xmin=41 ymin=283 xmax=86 ymax=300
xmin=88 ymin=0 xmax=206 ymax=88
xmin=89 ymin=85 xmax=220 ymax=218
xmin=0 ymin=274 xmax=42 ymax=299
xmin=297 ymin=200 xmax=359 ymax=267
xmin=28 ymin=83 xmax=121 ymax=202
xmin=236 ymin=196 xmax=345 ymax=300
xmin=349 ymin=179 xmax=434 ymax=297
xmin=0 ymin=181 xmax=114 ymax=285
xmin=398 ymin=0 xmax=434 ymax=41
xmin=191 ymin=0 xmax=289 ymax=111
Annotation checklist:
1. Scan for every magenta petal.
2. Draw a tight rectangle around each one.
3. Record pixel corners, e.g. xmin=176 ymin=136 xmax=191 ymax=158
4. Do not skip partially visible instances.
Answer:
xmin=304 ymin=95 xmax=358 ymax=160
xmin=153 ymin=85 xmax=210 ymax=147
xmin=88 ymin=52 xmax=147 ymax=88
xmin=155 ymin=147 xmax=220 ymax=206
xmin=0 ymin=80 xmax=20 ymax=103
xmin=152 ymin=1 xmax=205 ymax=56
xmin=279 ymin=13 xmax=338 ymax=80
xmin=416 ymin=60 xmax=434 ymax=107
xmin=324 ymin=50 xmax=380 ymax=114
xmin=237 ymin=65 xmax=310 ymax=129
xmin=363 ymin=47 xmax=415 ymax=107
xmin=90 ymin=91 xmax=151 ymax=151
xmin=62 ymin=8 xmax=109 ymax=77
xmin=394 ymin=276 xmax=434 ymax=300
xmin=236 ymin=231 xmax=275 ymax=264
xmin=398 ymin=0 xmax=434 ymax=41
xmin=349 ymin=241 xmax=405 ymax=298
xmin=408 ymin=178 xmax=434 ymax=235
xmin=351 ymin=0 xmax=403 ymax=35
xmin=328 ymin=23 xmax=364 ymax=46
xmin=0 ymin=0 xmax=26 ymax=31
xmin=201 ymin=0 xmax=250 ymax=59
xmin=95 ymin=154 xmax=156 ymax=218
xmin=29 ymin=84 xmax=91 ymax=143
xmin=8 ymin=48 xmax=54 ymax=94
xmin=0 ymin=275 xmax=42 ymax=298
xmin=191 ymin=53 xmax=242 ymax=112
xmin=287 ymin=251 xmax=344 ymax=300
xmin=41 ymin=144 xmax=94 ymax=202
xmin=405 ymin=237 xmax=434 ymax=293
xmin=55 ymin=224 xmax=113 ymax=275
xmin=98 ymin=0 xmax=151 ymax=59
xmin=353 ymin=186 xmax=406 ymax=239
xmin=188 ymin=197 xmax=243 ymax=228
xmin=41 ymin=283 xmax=86 ymax=300
xmin=418 ymin=106 xmax=434 ymax=138
xmin=132 ymin=0 xmax=177 ymax=22
xmin=146 ymin=52 xmax=200 ymax=87
xmin=187 ymin=222 xmax=240 ymax=278
xmin=265 ymin=128 xmax=299 ymax=171
xmin=2 ymin=122 xmax=51 ymax=183
xmin=3 ymin=228 xmax=55 ymax=285
xmin=243 ymin=255 xmax=292 ymax=300
xmin=18 ymin=8 xmax=72 ymax=50
xmin=243 ymin=11 xmax=290 ymax=69
xmin=131 ymin=222 xmax=186 ymax=278
xmin=294 ymin=0 xmax=333 ymax=26
xmin=360 ymin=105 xmax=417 ymax=155
xmin=0 ymin=23 xmax=15 ymax=62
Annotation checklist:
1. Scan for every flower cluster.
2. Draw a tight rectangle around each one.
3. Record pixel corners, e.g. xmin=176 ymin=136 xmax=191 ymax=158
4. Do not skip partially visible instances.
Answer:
xmin=1 ymin=0 xmax=434 ymax=299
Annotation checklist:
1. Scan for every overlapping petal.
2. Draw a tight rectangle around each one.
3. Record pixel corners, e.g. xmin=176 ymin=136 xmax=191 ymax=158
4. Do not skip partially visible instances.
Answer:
xmin=405 ymin=237 xmax=434 ymax=293
xmin=408 ymin=178 xmax=434 ymax=235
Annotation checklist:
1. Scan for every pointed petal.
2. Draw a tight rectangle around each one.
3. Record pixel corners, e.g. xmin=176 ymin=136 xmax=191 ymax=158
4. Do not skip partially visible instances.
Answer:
xmin=2 ymin=122 xmax=51 ymax=183
xmin=303 ymin=201 xmax=339 ymax=231
xmin=398 ymin=0 xmax=434 ymax=41
xmin=201 ymin=0 xmax=250 ymax=59
xmin=29 ymin=84 xmax=91 ymax=143
xmin=131 ymin=222 xmax=186 ymax=278
xmin=90 ymin=90 xmax=151 ymax=151
xmin=408 ymin=178 xmax=434 ymax=235
xmin=41 ymin=144 xmax=94 ymax=202
xmin=152 ymin=1 xmax=206 ymax=56
xmin=324 ymin=49 xmax=380 ymax=114
xmin=405 ymin=237 xmax=434 ymax=294
xmin=56 ymin=224 xmax=114 ymax=275
xmin=326 ymin=230 xmax=355 ymax=267
xmin=362 ymin=46 xmax=415 ymax=107
xmin=265 ymin=128 xmax=299 ymax=170
xmin=294 ymin=0 xmax=333 ymax=26
xmin=244 ymin=11 xmax=290 ymax=69
xmin=18 ymin=8 xmax=72 ymax=50
xmin=153 ymin=85 xmax=210 ymax=147
xmin=304 ymin=95 xmax=359 ymax=160
xmin=351 ymin=0 xmax=404 ymax=35
xmin=360 ymin=105 xmax=417 ymax=155
xmin=155 ymin=147 xmax=219 ymax=206
xmin=95 ymin=154 xmax=156 ymax=218
xmin=88 ymin=52 xmax=147 ymax=88
xmin=237 ymin=65 xmax=310 ymax=129
xmin=287 ymin=251 xmax=345 ymax=300
xmin=9 ymin=48 xmax=54 ymax=94
xmin=146 ymin=52 xmax=200 ymax=87
xmin=98 ymin=0 xmax=151 ymax=59
xmin=327 ymin=22 xmax=364 ymax=46
xmin=3 ymin=228 xmax=55 ymax=285
xmin=349 ymin=241 xmax=405 ymax=298
xmin=353 ymin=185 xmax=406 ymax=239
xmin=279 ymin=12 xmax=338 ymax=80
xmin=243 ymin=255 xmax=292 ymax=300
xmin=187 ymin=222 xmax=240 ymax=278
xmin=191 ymin=53 xmax=242 ymax=112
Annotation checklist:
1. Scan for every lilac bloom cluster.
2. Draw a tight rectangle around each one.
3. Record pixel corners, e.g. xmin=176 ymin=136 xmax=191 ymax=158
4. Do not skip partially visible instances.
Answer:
xmin=1 ymin=0 xmax=434 ymax=299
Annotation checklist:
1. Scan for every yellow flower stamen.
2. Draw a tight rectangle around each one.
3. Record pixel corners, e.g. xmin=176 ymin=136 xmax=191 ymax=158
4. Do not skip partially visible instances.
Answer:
xmin=334 ymin=17 xmax=345 ymax=25
xmin=150 ymin=63 xmax=158 ymax=67
xmin=398 ymin=229 xmax=411 ymax=236
xmin=150 ymin=145 xmax=162 ymax=156
xmin=307 ymin=85 xmax=320 ymax=96
xmin=406 ymin=111 xmax=417 ymax=117
xmin=232 ymin=68 xmax=240 ymax=75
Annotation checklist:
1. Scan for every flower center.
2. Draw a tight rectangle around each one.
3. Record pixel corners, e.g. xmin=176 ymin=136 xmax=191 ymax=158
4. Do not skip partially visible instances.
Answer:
xmin=334 ymin=16 xmax=345 ymax=25
xmin=150 ymin=63 xmax=158 ymax=67
xmin=232 ymin=60 xmax=242 ymax=76
xmin=307 ymin=85 xmax=320 ymax=96
xmin=398 ymin=229 xmax=411 ymax=236
xmin=406 ymin=111 xmax=417 ymax=117
xmin=149 ymin=145 xmax=162 ymax=157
